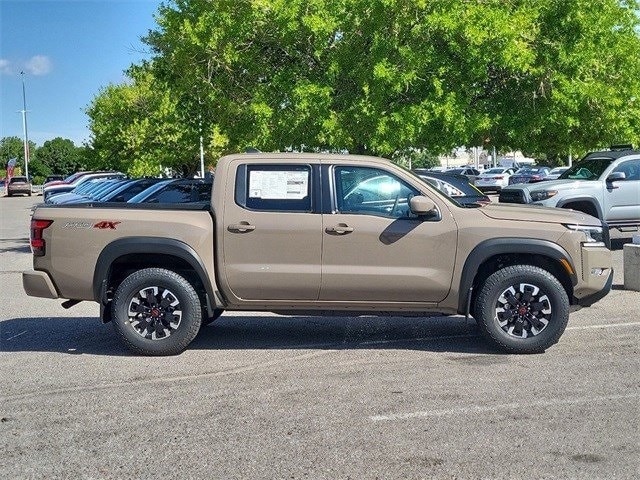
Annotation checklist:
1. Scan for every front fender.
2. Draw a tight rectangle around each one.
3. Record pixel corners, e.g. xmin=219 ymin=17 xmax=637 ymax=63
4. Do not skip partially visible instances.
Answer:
xmin=456 ymin=238 xmax=577 ymax=314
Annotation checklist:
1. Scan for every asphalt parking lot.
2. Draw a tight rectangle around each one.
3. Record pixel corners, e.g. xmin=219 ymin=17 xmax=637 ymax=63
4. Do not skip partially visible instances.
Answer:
xmin=1 ymin=195 xmax=638 ymax=479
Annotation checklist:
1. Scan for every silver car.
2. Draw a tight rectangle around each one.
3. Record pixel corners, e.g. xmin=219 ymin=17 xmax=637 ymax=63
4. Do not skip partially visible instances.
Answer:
xmin=499 ymin=147 xmax=640 ymax=230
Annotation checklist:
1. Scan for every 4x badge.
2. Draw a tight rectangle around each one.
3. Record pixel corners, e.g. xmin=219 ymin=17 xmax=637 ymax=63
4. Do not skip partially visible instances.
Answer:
xmin=63 ymin=221 xmax=121 ymax=230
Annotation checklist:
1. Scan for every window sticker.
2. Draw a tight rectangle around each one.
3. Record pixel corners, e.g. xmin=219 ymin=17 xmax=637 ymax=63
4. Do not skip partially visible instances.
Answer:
xmin=249 ymin=170 xmax=309 ymax=199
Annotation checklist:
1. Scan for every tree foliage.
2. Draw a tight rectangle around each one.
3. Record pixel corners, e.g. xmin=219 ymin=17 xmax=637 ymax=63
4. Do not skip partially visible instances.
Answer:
xmin=1 ymin=136 xmax=37 ymax=174
xmin=1 ymin=136 xmax=89 ymax=183
xmin=86 ymin=65 xmax=211 ymax=177
xmin=81 ymin=0 xmax=640 ymax=172
xmin=36 ymin=137 xmax=83 ymax=176
xmin=140 ymin=0 xmax=639 ymax=162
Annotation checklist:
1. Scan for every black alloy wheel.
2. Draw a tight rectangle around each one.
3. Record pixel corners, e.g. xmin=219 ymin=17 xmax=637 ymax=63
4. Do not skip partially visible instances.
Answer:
xmin=111 ymin=268 xmax=202 ymax=355
xmin=474 ymin=265 xmax=570 ymax=354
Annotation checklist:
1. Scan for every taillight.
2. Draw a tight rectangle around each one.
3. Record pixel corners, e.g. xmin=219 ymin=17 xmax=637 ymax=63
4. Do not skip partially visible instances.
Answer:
xmin=494 ymin=176 xmax=504 ymax=180
xmin=30 ymin=219 xmax=53 ymax=256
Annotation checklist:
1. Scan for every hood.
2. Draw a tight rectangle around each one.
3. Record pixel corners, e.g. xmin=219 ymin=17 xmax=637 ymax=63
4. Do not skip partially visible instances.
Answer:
xmin=505 ymin=179 xmax=593 ymax=192
xmin=43 ymin=180 xmax=69 ymax=188
xmin=480 ymin=203 xmax=600 ymax=226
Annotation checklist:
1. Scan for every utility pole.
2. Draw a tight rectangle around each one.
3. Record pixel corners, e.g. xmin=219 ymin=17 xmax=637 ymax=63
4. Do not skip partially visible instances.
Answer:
xmin=20 ymin=71 xmax=30 ymax=179
xmin=198 ymin=98 xmax=205 ymax=178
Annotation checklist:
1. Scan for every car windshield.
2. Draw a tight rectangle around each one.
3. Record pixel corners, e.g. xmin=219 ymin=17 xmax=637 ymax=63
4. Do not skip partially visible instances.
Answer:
xmin=515 ymin=168 xmax=540 ymax=175
xmin=558 ymin=157 xmax=613 ymax=180
xmin=484 ymin=168 xmax=505 ymax=174
xmin=407 ymin=170 xmax=487 ymax=208
xmin=447 ymin=168 xmax=465 ymax=175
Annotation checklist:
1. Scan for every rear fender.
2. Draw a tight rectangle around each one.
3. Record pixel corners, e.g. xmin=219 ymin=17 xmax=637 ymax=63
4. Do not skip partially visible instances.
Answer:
xmin=93 ymin=237 xmax=221 ymax=317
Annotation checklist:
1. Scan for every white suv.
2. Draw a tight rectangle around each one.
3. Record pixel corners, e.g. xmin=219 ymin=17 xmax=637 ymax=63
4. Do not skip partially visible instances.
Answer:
xmin=499 ymin=147 xmax=640 ymax=231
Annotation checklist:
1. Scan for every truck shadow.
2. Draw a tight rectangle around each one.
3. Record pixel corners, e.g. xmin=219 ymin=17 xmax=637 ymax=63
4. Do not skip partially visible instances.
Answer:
xmin=0 ymin=238 xmax=30 ymax=254
xmin=0 ymin=315 xmax=500 ymax=356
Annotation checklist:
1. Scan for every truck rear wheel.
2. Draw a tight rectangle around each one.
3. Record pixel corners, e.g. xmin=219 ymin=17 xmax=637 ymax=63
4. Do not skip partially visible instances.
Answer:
xmin=473 ymin=265 xmax=569 ymax=354
xmin=111 ymin=268 xmax=202 ymax=356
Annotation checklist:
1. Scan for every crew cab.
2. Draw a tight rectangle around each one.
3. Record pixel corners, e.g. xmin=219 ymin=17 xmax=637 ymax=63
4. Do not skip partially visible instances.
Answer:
xmin=24 ymin=153 xmax=613 ymax=356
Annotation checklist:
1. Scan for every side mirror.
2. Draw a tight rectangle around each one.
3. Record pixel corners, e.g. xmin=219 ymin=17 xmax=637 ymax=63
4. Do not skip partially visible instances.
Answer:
xmin=409 ymin=195 xmax=437 ymax=215
xmin=606 ymin=172 xmax=626 ymax=183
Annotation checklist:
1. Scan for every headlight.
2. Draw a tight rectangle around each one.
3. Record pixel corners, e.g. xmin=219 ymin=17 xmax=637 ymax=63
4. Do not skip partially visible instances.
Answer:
xmin=563 ymin=224 xmax=605 ymax=244
xmin=530 ymin=190 xmax=557 ymax=201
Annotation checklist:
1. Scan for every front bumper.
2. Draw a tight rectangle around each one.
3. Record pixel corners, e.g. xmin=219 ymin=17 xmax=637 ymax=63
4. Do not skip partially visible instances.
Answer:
xmin=575 ymin=269 xmax=613 ymax=307
xmin=23 ymin=270 xmax=59 ymax=299
xmin=572 ymin=245 xmax=613 ymax=307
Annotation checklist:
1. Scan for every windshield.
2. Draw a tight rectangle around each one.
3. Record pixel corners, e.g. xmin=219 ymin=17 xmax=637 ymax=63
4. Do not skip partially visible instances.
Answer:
xmin=406 ymin=169 xmax=486 ymax=208
xmin=558 ymin=157 xmax=613 ymax=180
xmin=484 ymin=168 xmax=505 ymax=174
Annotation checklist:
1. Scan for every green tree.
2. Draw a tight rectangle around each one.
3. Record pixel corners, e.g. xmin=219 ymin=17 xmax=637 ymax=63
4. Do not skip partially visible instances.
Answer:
xmin=26 ymin=158 xmax=52 ymax=185
xmin=1 ymin=136 xmax=37 ymax=174
xmin=142 ymin=0 xmax=639 ymax=159
xmin=36 ymin=137 xmax=83 ymax=176
xmin=86 ymin=65 xmax=208 ymax=176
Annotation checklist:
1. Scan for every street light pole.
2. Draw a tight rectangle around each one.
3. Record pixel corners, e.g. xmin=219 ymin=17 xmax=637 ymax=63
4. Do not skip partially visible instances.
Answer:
xmin=20 ymin=71 xmax=30 ymax=180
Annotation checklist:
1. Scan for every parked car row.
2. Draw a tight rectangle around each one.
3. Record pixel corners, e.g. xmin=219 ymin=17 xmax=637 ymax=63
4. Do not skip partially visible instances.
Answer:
xmin=42 ymin=174 xmax=213 ymax=206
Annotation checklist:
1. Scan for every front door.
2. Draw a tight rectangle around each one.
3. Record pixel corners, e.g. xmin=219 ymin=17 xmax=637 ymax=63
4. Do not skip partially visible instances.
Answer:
xmin=222 ymin=162 xmax=322 ymax=301
xmin=320 ymin=165 xmax=457 ymax=303
xmin=604 ymin=159 xmax=640 ymax=223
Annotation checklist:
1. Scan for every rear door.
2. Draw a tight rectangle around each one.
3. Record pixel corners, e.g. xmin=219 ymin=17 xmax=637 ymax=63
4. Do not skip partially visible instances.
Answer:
xmin=221 ymin=161 xmax=322 ymax=301
xmin=319 ymin=164 xmax=457 ymax=303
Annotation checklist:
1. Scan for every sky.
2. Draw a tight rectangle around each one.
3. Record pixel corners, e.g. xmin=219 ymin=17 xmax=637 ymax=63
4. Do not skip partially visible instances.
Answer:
xmin=1 ymin=0 xmax=162 ymax=147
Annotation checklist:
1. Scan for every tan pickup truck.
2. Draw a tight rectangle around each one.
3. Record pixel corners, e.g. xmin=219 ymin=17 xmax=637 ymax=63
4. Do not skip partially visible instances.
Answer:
xmin=23 ymin=153 xmax=613 ymax=355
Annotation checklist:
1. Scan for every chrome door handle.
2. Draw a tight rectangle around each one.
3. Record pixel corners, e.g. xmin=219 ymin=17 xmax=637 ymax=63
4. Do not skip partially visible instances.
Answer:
xmin=326 ymin=225 xmax=354 ymax=234
xmin=228 ymin=223 xmax=256 ymax=233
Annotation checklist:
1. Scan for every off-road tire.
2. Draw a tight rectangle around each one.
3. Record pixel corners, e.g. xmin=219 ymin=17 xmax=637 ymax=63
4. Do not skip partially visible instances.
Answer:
xmin=473 ymin=265 xmax=569 ymax=354
xmin=111 ymin=268 xmax=202 ymax=356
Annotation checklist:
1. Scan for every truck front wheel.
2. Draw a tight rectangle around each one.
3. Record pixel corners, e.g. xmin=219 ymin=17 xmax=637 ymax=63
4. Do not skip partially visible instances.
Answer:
xmin=473 ymin=265 xmax=569 ymax=354
xmin=111 ymin=268 xmax=202 ymax=355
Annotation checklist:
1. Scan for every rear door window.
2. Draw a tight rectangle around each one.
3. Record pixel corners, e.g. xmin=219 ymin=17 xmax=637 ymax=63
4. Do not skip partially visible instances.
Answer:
xmin=235 ymin=164 xmax=312 ymax=212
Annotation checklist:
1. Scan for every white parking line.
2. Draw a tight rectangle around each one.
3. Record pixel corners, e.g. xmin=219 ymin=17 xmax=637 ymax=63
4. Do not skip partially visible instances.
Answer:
xmin=566 ymin=321 xmax=640 ymax=331
xmin=4 ymin=330 xmax=27 ymax=341
xmin=357 ymin=321 xmax=640 ymax=348
xmin=370 ymin=393 xmax=640 ymax=422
